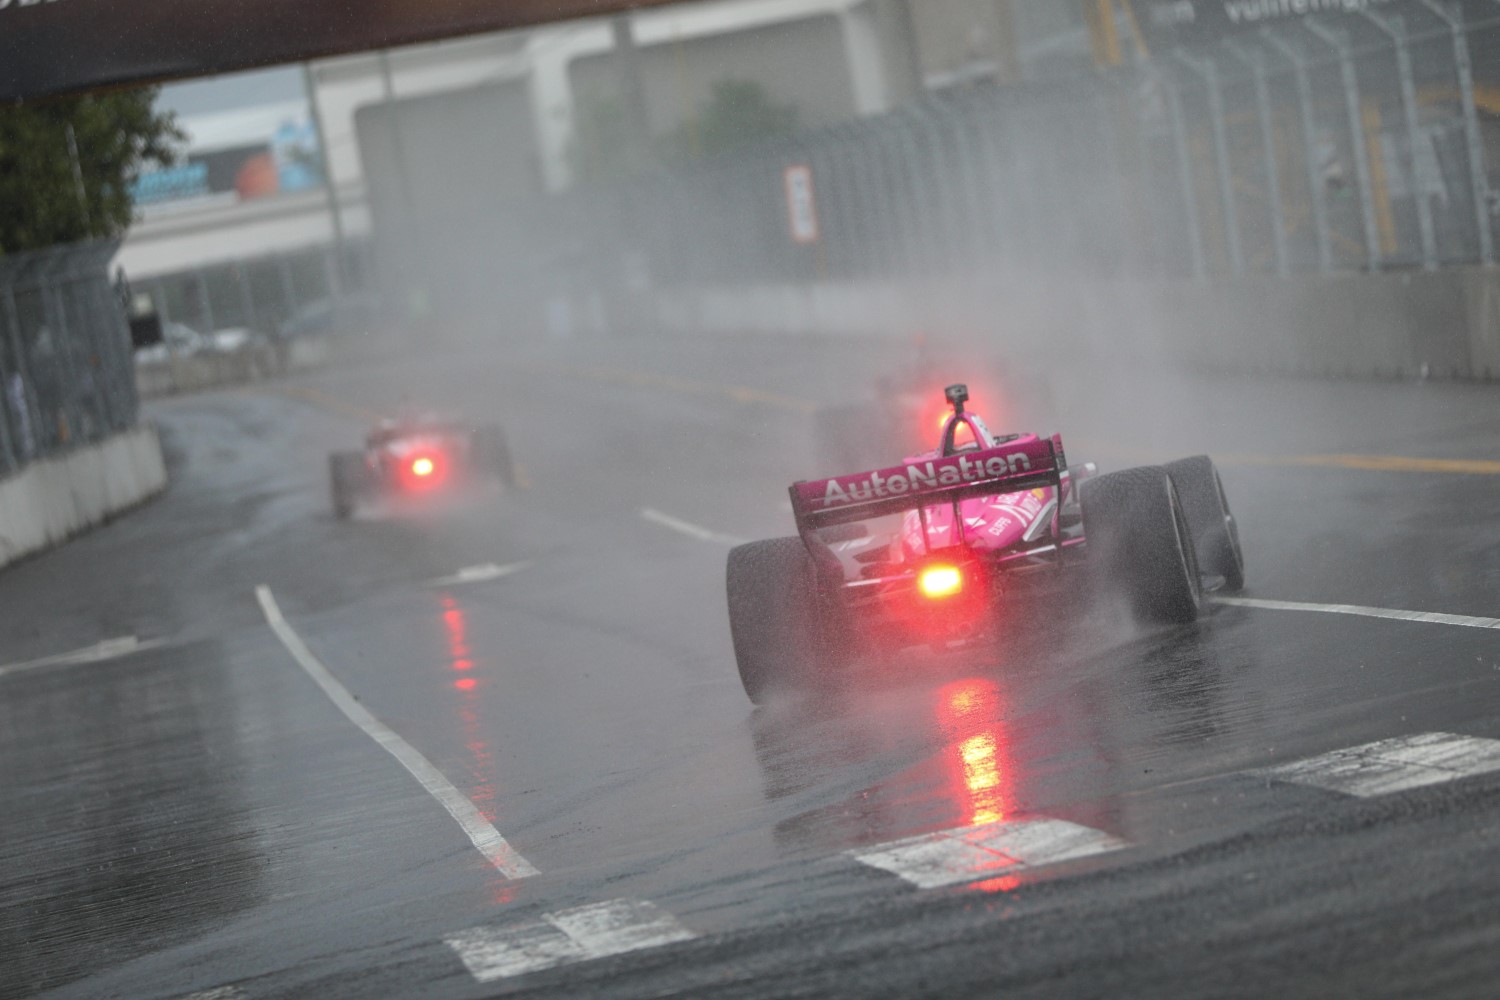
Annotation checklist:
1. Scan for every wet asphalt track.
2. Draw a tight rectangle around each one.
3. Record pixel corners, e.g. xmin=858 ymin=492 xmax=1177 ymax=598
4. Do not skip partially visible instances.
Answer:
xmin=3 ymin=333 xmax=1500 ymax=999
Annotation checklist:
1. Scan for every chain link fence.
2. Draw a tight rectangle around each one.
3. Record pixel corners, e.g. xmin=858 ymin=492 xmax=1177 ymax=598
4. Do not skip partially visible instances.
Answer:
xmin=490 ymin=0 xmax=1500 ymax=310
xmin=0 ymin=241 xmax=138 ymax=479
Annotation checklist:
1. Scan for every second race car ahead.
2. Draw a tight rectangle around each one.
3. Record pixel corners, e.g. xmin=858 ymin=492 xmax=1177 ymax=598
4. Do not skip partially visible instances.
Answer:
xmin=328 ymin=412 xmax=516 ymax=519
xmin=727 ymin=384 xmax=1245 ymax=703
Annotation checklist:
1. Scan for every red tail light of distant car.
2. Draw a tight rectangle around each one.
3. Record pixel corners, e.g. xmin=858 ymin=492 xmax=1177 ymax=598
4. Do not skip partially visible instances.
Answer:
xmin=400 ymin=452 xmax=448 ymax=490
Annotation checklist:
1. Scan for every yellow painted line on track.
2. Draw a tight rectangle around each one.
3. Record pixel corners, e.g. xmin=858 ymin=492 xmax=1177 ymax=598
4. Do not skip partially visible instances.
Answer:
xmin=268 ymin=372 xmax=1500 ymax=476
xmin=270 ymin=384 xmax=382 ymax=422
xmin=1073 ymin=439 xmax=1500 ymax=476
xmin=519 ymin=362 xmax=817 ymax=414
xmin=1283 ymin=454 xmax=1500 ymax=475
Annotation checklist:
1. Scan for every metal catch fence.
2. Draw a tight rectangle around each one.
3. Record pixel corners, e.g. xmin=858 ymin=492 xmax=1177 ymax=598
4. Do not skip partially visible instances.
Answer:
xmin=514 ymin=0 xmax=1500 ymax=302
xmin=0 ymin=241 xmax=138 ymax=477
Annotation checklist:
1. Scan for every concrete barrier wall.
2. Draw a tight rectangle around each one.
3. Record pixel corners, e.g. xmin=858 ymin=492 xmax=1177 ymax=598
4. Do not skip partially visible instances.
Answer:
xmin=136 ymin=338 xmax=334 ymax=398
xmin=621 ymin=266 xmax=1500 ymax=382
xmin=0 ymin=425 xmax=167 ymax=571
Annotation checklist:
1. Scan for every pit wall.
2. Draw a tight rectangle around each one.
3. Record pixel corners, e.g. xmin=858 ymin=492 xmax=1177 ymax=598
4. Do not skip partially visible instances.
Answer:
xmin=0 ymin=425 xmax=167 ymax=572
xmin=601 ymin=266 xmax=1500 ymax=382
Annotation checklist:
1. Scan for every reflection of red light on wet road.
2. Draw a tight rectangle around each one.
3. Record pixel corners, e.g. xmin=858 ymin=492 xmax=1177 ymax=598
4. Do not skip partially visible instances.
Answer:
xmin=936 ymin=678 xmax=1011 ymax=828
xmin=438 ymin=595 xmax=499 ymax=828
xmin=959 ymin=734 xmax=1004 ymax=825
xmin=971 ymin=874 xmax=1022 ymax=894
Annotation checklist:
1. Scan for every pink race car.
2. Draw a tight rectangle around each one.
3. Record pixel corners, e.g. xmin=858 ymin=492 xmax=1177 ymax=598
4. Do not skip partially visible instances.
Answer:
xmin=328 ymin=413 xmax=515 ymax=519
xmin=726 ymin=384 xmax=1244 ymax=703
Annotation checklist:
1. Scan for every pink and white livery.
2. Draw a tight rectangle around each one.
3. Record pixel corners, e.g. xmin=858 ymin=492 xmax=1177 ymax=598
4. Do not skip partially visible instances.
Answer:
xmin=726 ymin=384 xmax=1245 ymax=703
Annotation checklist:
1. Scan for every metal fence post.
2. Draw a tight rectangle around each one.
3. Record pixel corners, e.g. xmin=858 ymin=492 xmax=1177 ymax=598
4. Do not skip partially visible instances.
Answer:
xmin=197 ymin=268 xmax=216 ymax=332
xmin=1304 ymin=21 xmax=1382 ymax=271
xmin=1263 ymin=28 xmax=1333 ymax=272
xmin=1363 ymin=11 xmax=1437 ymax=269
xmin=1226 ymin=38 xmax=1290 ymax=277
xmin=0 ymin=291 xmax=15 ymax=473
xmin=235 ymin=260 xmax=258 ymax=331
xmin=1175 ymin=50 xmax=1244 ymax=276
xmin=1421 ymin=0 xmax=1492 ymax=264
xmin=279 ymin=256 xmax=298 ymax=319
xmin=45 ymin=275 xmax=84 ymax=445
xmin=1160 ymin=70 xmax=1207 ymax=279
xmin=153 ymin=279 xmax=172 ymax=325
xmin=2 ymin=286 xmax=37 ymax=461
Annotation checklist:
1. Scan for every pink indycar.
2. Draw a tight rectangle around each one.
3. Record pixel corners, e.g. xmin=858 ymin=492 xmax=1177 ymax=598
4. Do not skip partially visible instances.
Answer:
xmin=726 ymin=384 xmax=1244 ymax=703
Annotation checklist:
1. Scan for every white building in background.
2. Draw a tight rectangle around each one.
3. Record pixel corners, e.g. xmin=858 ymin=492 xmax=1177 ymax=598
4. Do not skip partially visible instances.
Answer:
xmin=116 ymin=0 xmax=1091 ymax=284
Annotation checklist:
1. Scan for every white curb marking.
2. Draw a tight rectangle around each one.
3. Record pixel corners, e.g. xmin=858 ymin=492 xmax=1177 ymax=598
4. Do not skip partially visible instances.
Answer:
xmin=852 ymin=817 xmax=1129 ymax=890
xmin=640 ymin=508 xmax=747 ymax=547
xmin=446 ymin=899 xmax=695 ymax=982
xmin=255 ymin=585 xmax=538 ymax=879
xmin=0 ymin=635 xmax=167 ymax=680
xmin=1213 ymin=596 xmax=1500 ymax=631
xmin=1256 ymin=732 xmax=1500 ymax=798
xmin=424 ymin=561 xmax=531 ymax=588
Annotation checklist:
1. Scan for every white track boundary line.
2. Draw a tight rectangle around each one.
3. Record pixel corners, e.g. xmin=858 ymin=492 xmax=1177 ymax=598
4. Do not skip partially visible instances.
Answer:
xmin=424 ymin=561 xmax=531 ymax=588
xmin=0 ymin=635 xmax=167 ymax=680
xmin=640 ymin=508 xmax=747 ymax=547
xmin=254 ymin=585 xmax=539 ymax=879
xmin=1214 ymin=595 xmax=1500 ymax=631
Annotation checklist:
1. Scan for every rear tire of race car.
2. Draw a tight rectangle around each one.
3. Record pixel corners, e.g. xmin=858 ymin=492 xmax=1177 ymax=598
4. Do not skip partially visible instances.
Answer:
xmin=1081 ymin=466 xmax=1202 ymax=626
xmin=329 ymin=451 xmax=368 ymax=520
xmin=1165 ymin=455 xmax=1244 ymax=592
xmin=471 ymin=424 xmax=517 ymax=489
xmin=726 ymin=537 xmax=830 ymax=705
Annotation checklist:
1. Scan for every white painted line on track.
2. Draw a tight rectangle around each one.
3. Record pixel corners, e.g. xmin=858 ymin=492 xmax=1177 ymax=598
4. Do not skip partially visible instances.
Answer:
xmin=179 ymin=987 xmax=246 ymax=1000
xmin=1213 ymin=596 xmax=1500 ymax=631
xmin=1255 ymin=732 xmax=1500 ymax=798
xmin=0 ymin=635 xmax=167 ymax=680
xmin=446 ymin=898 xmax=696 ymax=982
xmin=424 ymin=561 xmax=531 ymax=588
xmin=640 ymin=507 xmax=747 ymax=547
xmin=852 ymin=817 xmax=1129 ymax=890
xmin=254 ymin=585 xmax=539 ymax=880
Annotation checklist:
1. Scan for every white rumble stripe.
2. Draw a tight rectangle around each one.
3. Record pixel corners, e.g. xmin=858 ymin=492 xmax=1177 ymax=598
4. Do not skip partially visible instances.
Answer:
xmin=1256 ymin=732 xmax=1500 ymax=798
xmin=852 ymin=817 xmax=1129 ymax=890
xmin=446 ymin=899 xmax=696 ymax=982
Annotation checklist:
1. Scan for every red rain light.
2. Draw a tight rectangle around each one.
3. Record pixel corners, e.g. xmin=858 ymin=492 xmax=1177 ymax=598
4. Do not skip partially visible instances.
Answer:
xmin=919 ymin=564 xmax=964 ymax=599
xmin=411 ymin=456 xmax=436 ymax=477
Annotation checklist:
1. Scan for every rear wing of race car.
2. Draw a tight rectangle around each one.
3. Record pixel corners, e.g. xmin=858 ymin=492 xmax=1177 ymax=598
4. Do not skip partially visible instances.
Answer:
xmin=790 ymin=435 xmax=1067 ymax=536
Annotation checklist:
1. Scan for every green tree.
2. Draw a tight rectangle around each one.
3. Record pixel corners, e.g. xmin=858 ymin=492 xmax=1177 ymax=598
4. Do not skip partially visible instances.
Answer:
xmin=569 ymin=79 xmax=800 ymax=183
xmin=0 ymin=89 xmax=182 ymax=256
xmin=664 ymin=80 xmax=799 ymax=163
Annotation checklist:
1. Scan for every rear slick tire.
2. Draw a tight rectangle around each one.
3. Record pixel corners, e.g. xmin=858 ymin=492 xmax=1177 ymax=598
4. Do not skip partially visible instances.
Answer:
xmin=329 ymin=451 xmax=367 ymax=520
xmin=726 ymin=537 xmax=827 ymax=704
xmin=1165 ymin=455 xmax=1244 ymax=592
xmin=1081 ymin=466 xmax=1202 ymax=626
